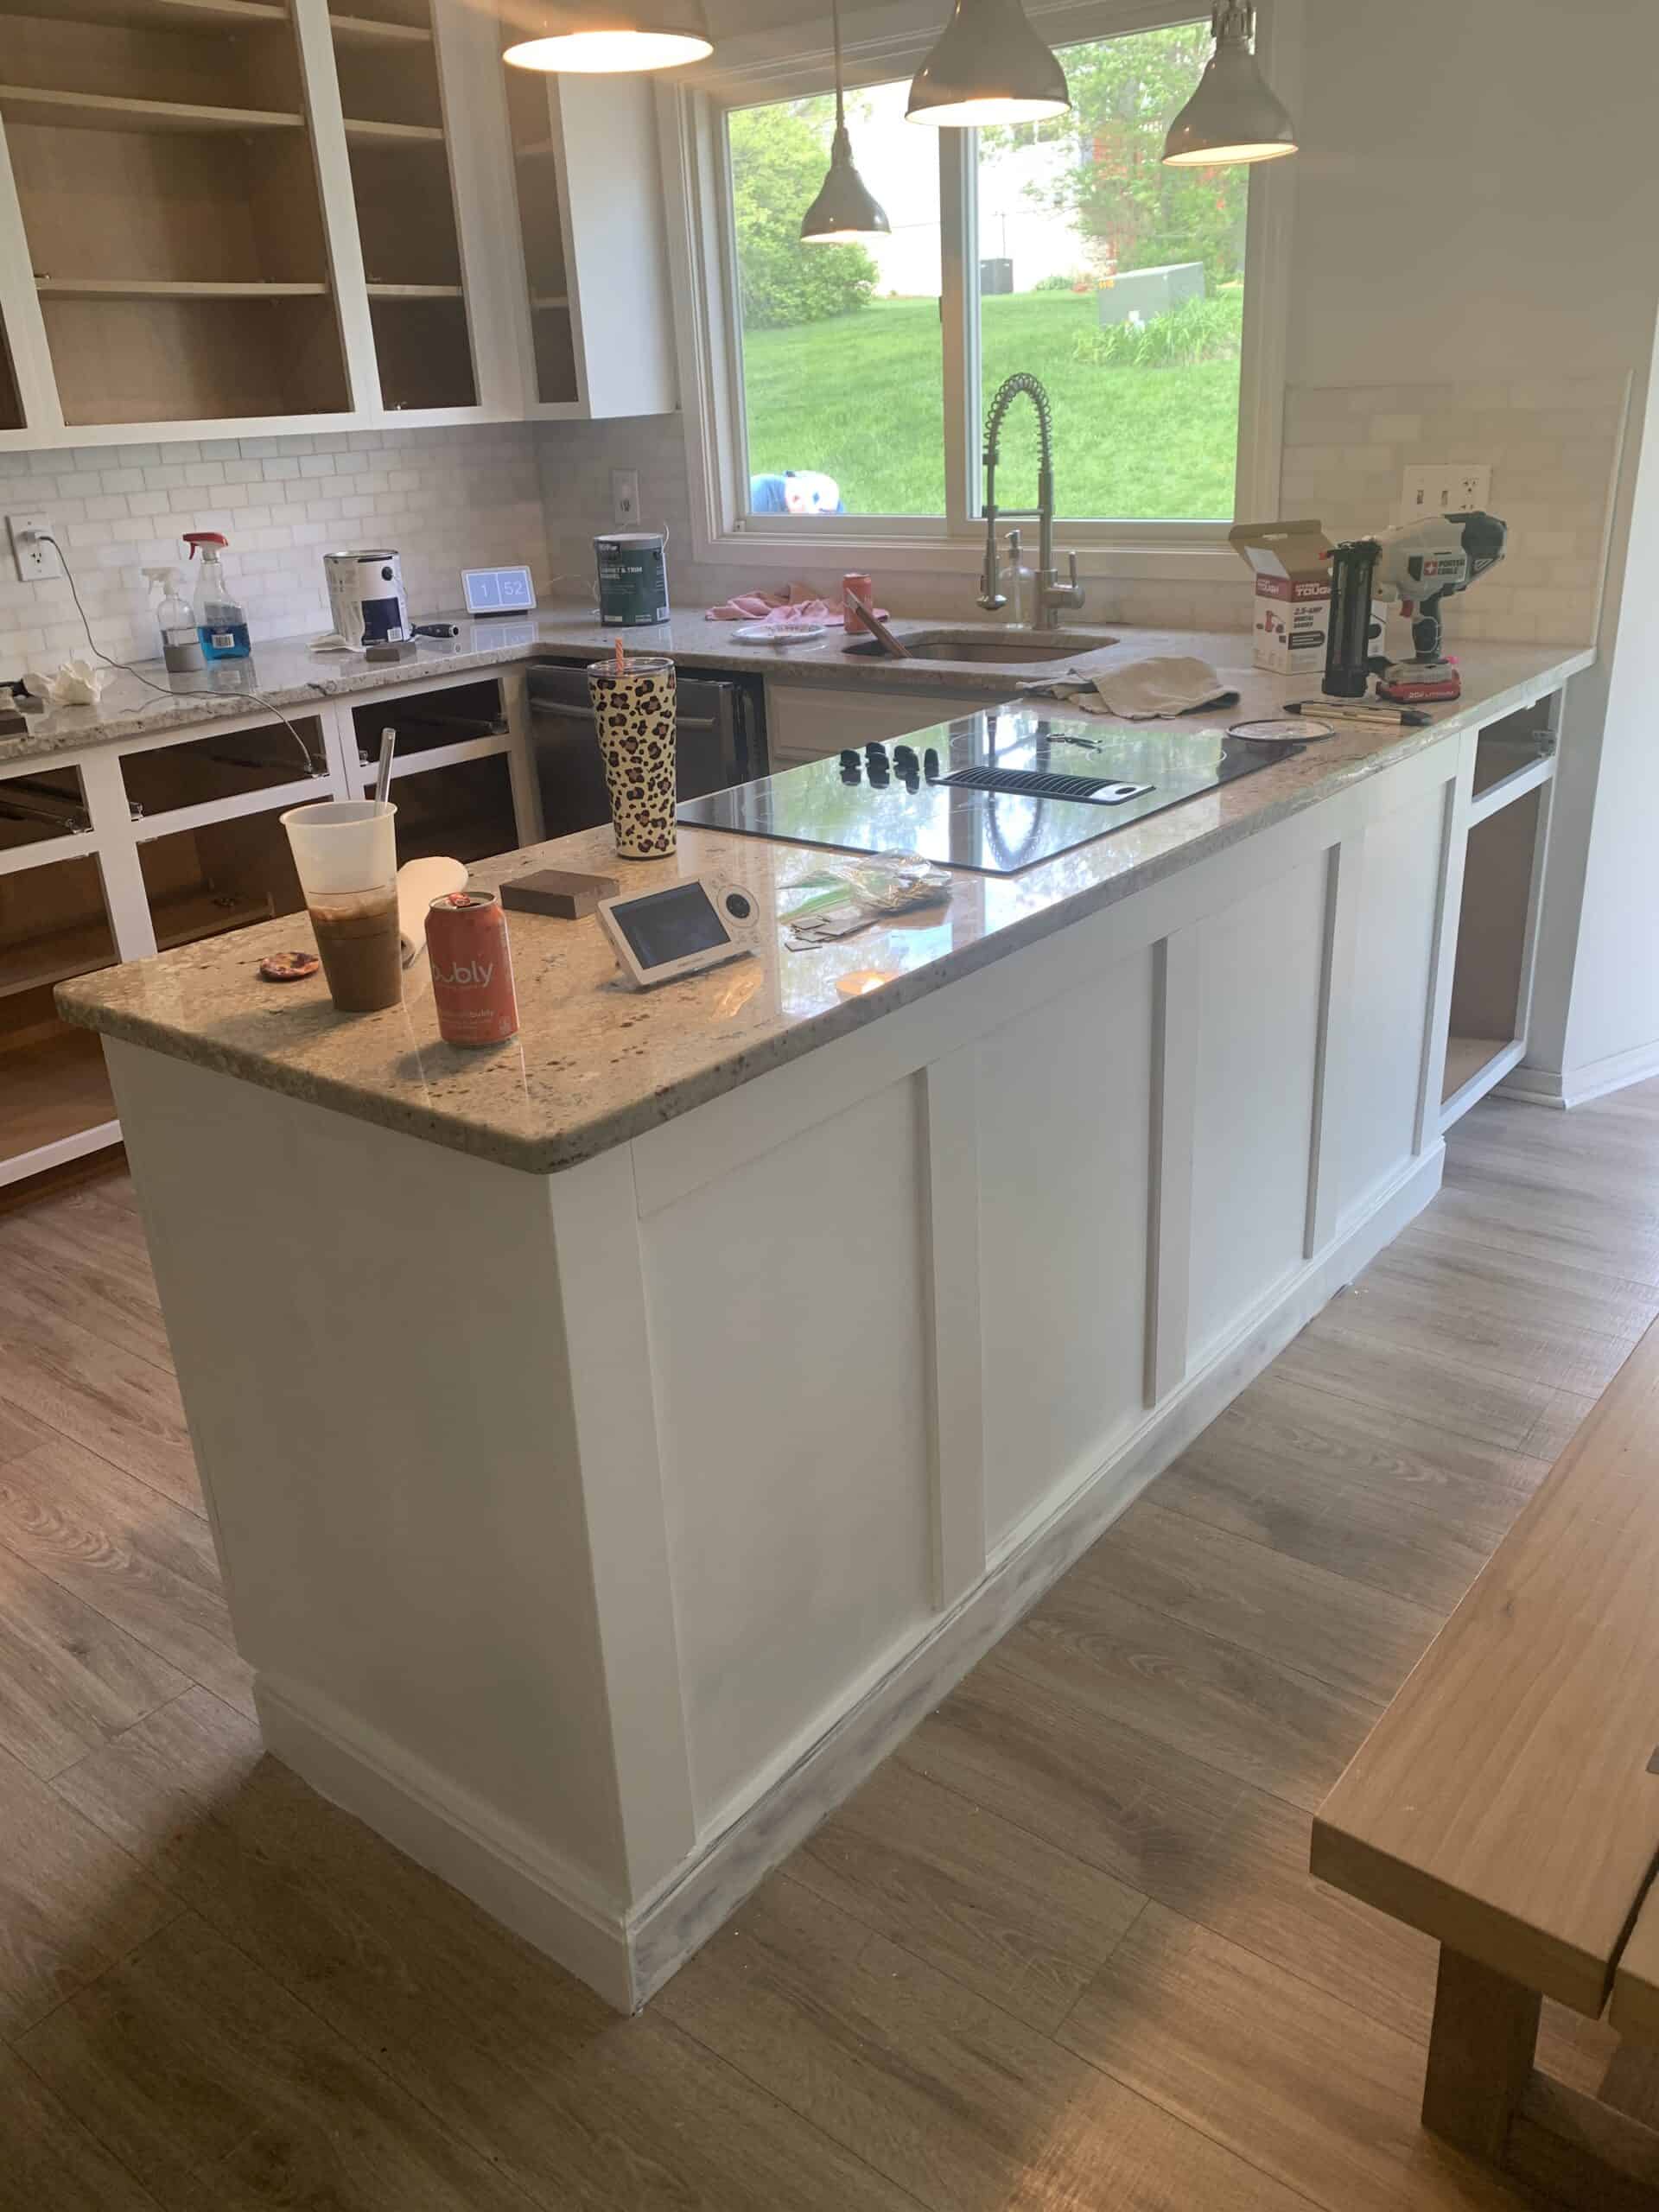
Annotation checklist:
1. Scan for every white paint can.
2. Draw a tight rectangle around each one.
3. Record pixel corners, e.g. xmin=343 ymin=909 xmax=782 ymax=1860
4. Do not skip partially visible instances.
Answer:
xmin=324 ymin=549 xmax=410 ymax=647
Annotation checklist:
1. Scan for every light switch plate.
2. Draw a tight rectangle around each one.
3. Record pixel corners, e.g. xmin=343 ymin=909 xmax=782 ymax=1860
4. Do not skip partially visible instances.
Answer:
xmin=612 ymin=468 xmax=641 ymax=528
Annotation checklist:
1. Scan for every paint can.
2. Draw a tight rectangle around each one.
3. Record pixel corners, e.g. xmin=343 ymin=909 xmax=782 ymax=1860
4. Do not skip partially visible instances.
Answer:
xmin=425 ymin=889 xmax=519 ymax=1047
xmin=324 ymin=549 xmax=410 ymax=647
xmin=594 ymin=531 xmax=670 ymax=627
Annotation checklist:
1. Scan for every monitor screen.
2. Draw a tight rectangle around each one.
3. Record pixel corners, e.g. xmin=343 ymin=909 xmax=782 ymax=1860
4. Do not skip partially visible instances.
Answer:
xmin=613 ymin=883 xmax=731 ymax=969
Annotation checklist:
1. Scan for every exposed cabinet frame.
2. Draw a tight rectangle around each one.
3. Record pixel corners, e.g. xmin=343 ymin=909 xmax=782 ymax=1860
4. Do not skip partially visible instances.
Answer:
xmin=0 ymin=660 xmax=535 ymax=1190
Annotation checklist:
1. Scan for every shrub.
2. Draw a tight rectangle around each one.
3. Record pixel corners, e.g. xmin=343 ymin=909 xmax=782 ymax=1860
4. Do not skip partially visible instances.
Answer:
xmin=1071 ymin=289 xmax=1243 ymax=370
xmin=728 ymin=101 xmax=878 ymax=330
xmin=1033 ymin=271 xmax=1080 ymax=292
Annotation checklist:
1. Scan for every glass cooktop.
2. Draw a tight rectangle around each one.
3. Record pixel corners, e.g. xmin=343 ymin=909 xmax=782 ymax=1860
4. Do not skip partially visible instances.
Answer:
xmin=677 ymin=705 xmax=1303 ymax=876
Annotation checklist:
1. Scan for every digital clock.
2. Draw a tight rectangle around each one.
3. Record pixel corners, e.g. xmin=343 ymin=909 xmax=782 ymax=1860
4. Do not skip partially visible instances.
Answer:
xmin=461 ymin=565 xmax=537 ymax=616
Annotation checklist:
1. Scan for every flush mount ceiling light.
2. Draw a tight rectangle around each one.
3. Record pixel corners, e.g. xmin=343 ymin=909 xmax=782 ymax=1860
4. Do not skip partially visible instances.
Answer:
xmin=501 ymin=0 xmax=712 ymax=73
xmin=906 ymin=0 xmax=1070 ymax=128
xmin=1162 ymin=0 xmax=1295 ymax=165
xmin=801 ymin=0 xmax=890 ymax=243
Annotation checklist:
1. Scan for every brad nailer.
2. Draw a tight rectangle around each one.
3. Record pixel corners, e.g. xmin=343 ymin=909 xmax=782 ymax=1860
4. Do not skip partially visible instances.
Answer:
xmin=1324 ymin=511 xmax=1508 ymax=705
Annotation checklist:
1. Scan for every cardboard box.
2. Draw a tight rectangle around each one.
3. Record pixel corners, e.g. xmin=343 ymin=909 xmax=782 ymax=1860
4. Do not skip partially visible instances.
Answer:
xmin=1230 ymin=519 xmax=1389 ymax=676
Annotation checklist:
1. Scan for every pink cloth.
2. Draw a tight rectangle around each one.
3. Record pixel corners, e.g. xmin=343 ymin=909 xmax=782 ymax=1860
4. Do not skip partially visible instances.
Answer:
xmin=707 ymin=586 xmax=888 ymax=625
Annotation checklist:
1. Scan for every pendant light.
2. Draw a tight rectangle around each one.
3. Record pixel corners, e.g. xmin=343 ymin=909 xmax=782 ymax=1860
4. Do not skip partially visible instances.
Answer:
xmin=801 ymin=0 xmax=890 ymax=244
xmin=1162 ymin=0 xmax=1295 ymax=166
xmin=906 ymin=0 xmax=1069 ymax=127
xmin=500 ymin=0 xmax=712 ymax=73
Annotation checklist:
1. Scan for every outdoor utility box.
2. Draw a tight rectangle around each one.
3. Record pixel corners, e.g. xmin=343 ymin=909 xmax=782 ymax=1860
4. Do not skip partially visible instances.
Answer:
xmin=980 ymin=258 xmax=1014 ymax=296
xmin=1096 ymin=260 xmax=1205 ymax=326
xmin=1230 ymin=518 xmax=1389 ymax=675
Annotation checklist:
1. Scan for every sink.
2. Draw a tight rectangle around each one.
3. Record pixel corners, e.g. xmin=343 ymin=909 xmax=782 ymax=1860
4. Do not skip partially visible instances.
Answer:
xmin=846 ymin=627 xmax=1116 ymax=666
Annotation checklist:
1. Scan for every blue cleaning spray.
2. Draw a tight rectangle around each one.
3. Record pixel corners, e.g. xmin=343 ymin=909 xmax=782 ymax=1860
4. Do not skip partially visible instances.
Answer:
xmin=182 ymin=531 xmax=251 ymax=660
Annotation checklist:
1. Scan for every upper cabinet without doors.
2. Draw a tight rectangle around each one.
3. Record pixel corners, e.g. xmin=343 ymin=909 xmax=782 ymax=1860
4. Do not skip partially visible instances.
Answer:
xmin=0 ymin=0 xmax=676 ymax=442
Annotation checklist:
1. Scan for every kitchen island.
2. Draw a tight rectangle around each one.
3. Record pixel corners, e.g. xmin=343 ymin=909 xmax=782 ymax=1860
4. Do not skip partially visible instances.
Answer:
xmin=58 ymin=639 xmax=1587 ymax=2011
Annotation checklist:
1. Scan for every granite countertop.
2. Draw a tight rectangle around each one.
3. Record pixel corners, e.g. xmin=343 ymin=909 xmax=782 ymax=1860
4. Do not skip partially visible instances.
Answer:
xmin=58 ymin=640 xmax=1590 ymax=1176
xmin=0 ymin=602 xmax=1135 ymax=769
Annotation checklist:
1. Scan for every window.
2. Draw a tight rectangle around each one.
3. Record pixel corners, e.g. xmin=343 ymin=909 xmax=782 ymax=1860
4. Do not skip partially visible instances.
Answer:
xmin=714 ymin=11 xmax=1274 ymax=544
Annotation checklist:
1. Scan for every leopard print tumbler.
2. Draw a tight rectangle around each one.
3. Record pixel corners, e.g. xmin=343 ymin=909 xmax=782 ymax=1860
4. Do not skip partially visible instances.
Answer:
xmin=588 ymin=653 xmax=677 ymax=860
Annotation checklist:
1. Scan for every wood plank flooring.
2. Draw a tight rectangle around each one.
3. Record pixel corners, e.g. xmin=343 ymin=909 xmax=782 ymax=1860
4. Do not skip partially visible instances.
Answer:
xmin=3 ymin=1084 xmax=1656 ymax=2210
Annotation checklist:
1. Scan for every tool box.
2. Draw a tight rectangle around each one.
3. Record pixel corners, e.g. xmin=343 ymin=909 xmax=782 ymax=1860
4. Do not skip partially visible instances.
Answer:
xmin=1230 ymin=519 xmax=1388 ymax=675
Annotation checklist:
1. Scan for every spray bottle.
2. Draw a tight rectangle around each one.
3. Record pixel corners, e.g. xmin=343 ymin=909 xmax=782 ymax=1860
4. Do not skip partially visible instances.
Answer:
xmin=181 ymin=531 xmax=251 ymax=661
xmin=143 ymin=565 xmax=205 ymax=675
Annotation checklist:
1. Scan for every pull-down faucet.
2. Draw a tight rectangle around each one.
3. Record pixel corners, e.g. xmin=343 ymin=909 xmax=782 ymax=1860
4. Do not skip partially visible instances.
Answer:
xmin=977 ymin=372 xmax=1086 ymax=631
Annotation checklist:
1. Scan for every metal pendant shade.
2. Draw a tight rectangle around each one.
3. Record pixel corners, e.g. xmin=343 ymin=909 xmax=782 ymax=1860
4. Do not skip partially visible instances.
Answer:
xmin=801 ymin=124 xmax=891 ymax=242
xmin=500 ymin=0 xmax=713 ymax=73
xmin=1162 ymin=0 xmax=1295 ymax=165
xmin=906 ymin=0 xmax=1069 ymax=128
xmin=801 ymin=0 xmax=889 ymax=243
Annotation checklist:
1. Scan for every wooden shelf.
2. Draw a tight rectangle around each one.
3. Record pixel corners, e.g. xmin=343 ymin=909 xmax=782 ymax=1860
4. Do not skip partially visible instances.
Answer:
xmin=149 ymin=885 xmax=277 ymax=951
xmin=0 ymin=917 xmax=116 ymax=1001
xmin=37 ymin=276 xmax=327 ymax=298
xmin=1443 ymin=1034 xmax=1512 ymax=1103
xmin=530 ymin=293 xmax=568 ymax=311
xmin=0 ymin=1027 xmax=116 ymax=1171
xmin=0 ymin=0 xmax=285 ymax=28
xmin=328 ymin=10 xmax=429 ymax=42
xmin=514 ymin=138 xmax=556 ymax=159
xmin=0 ymin=84 xmax=304 ymax=131
xmin=365 ymin=281 xmax=461 ymax=299
xmin=342 ymin=115 xmax=444 ymax=143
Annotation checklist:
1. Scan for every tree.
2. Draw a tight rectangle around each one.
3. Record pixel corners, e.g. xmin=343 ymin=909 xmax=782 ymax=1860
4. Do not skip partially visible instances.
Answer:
xmin=728 ymin=98 xmax=879 ymax=330
xmin=985 ymin=27 xmax=1249 ymax=285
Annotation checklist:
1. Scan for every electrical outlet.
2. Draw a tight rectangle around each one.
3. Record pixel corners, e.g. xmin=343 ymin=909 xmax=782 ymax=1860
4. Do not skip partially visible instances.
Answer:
xmin=1401 ymin=463 xmax=1491 ymax=518
xmin=612 ymin=468 xmax=641 ymax=528
xmin=8 ymin=513 xmax=60 ymax=582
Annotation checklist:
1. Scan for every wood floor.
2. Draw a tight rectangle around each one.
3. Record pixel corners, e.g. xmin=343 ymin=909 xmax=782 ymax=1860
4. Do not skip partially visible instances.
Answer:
xmin=4 ymin=1085 xmax=1659 ymax=2210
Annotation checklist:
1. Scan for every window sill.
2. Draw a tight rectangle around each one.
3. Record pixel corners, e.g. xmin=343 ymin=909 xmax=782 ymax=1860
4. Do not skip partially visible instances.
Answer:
xmin=701 ymin=528 xmax=1246 ymax=587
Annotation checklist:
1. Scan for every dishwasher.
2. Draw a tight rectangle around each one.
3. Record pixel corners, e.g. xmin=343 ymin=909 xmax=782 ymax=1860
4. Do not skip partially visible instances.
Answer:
xmin=527 ymin=659 xmax=769 ymax=841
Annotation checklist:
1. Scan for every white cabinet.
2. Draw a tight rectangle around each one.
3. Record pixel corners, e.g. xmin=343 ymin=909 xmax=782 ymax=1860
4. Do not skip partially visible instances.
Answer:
xmin=766 ymin=679 xmax=1012 ymax=765
xmin=488 ymin=54 xmax=676 ymax=419
xmin=0 ymin=0 xmax=674 ymax=443
xmin=0 ymin=661 xmax=535 ymax=1190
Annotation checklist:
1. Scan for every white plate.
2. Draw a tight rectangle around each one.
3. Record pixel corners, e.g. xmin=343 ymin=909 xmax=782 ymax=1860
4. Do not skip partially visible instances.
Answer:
xmin=730 ymin=621 xmax=838 ymax=646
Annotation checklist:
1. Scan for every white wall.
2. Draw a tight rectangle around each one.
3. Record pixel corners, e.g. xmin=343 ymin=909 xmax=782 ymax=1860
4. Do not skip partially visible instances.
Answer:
xmin=1283 ymin=0 xmax=1659 ymax=1094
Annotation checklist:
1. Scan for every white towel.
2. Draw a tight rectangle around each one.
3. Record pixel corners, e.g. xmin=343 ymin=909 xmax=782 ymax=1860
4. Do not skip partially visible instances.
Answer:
xmin=1024 ymin=653 xmax=1236 ymax=720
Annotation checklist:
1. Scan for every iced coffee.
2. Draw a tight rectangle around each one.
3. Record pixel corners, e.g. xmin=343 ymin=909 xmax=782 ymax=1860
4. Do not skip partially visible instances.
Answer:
xmin=280 ymin=798 xmax=402 ymax=1015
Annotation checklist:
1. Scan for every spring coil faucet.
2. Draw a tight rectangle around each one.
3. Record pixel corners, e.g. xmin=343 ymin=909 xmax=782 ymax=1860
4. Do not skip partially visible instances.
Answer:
xmin=978 ymin=373 xmax=1086 ymax=631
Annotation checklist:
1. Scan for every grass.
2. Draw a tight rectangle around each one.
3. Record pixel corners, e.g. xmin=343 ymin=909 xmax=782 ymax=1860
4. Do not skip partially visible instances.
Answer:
xmin=741 ymin=289 xmax=1242 ymax=522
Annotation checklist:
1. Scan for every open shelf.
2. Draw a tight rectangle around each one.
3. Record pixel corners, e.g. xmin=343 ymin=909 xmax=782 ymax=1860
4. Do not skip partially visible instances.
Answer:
xmin=0 ymin=0 xmax=285 ymax=28
xmin=2 ymin=0 xmax=349 ymax=425
xmin=502 ymin=61 xmax=576 ymax=404
xmin=38 ymin=275 xmax=327 ymax=297
xmin=328 ymin=9 xmax=429 ymax=41
xmin=0 ymin=1023 xmax=116 ymax=1171
xmin=341 ymin=115 xmax=443 ymax=143
xmin=0 ymin=85 xmax=302 ymax=130
xmin=365 ymin=281 xmax=461 ymax=299
xmin=1442 ymin=781 xmax=1548 ymax=1128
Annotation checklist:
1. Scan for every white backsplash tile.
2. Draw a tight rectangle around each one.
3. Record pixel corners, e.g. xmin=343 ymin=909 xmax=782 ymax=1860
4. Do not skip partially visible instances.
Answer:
xmin=1279 ymin=374 xmax=1629 ymax=645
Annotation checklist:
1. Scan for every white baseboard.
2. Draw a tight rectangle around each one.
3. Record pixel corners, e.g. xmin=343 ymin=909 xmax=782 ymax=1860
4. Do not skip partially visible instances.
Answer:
xmin=260 ymin=1144 xmax=1444 ymax=2015
xmin=1497 ymin=1037 xmax=1659 ymax=1111
xmin=253 ymin=1674 xmax=637 ymax=2012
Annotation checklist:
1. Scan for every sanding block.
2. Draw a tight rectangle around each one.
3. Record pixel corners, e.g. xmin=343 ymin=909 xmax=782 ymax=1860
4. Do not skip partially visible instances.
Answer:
xmin=500 ymin=867 xmax=620 ymax=919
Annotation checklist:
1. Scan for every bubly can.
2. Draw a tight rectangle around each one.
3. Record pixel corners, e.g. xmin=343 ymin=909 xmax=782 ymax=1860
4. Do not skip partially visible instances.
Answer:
xmin=426 ymin=889 xmax=518 ymax=1046
xmin=842 ymin=573 xmax=874 ymax=634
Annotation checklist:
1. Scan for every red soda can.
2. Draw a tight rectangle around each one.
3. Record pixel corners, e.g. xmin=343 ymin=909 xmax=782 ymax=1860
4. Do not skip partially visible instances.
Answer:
xmin=842 ymin=572 xmax=874 ymax=634
xmin=425 ymin=889 xmax=519 ymax=1046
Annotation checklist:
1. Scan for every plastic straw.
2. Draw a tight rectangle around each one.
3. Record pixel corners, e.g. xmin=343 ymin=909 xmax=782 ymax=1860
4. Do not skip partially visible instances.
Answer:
xmin=613 ymin=637 xmax=626 ymax=677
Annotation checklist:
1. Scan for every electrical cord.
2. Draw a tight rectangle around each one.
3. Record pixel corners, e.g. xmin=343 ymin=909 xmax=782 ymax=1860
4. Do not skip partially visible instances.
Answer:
xmin=35 ymin=534 xmax=323 ymax=778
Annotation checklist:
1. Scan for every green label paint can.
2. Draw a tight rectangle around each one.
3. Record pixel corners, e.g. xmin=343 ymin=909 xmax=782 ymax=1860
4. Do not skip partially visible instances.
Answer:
xmin=594 ymin=531 xmax=670 ymax=626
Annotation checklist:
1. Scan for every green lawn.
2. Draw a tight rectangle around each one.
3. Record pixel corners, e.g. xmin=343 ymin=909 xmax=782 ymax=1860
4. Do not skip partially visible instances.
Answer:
xmin=741 ymin=289 xmax=1241 ymax=522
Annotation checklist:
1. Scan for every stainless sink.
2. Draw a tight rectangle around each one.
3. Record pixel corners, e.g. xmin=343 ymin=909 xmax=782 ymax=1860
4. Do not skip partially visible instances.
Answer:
xmin=846 ymin=627 xmax=1115 ymax=666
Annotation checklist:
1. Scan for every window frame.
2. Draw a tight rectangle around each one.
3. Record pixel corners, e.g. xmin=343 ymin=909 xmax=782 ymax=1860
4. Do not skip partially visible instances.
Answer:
xmin=657 ymin=0 xmax=1300 ymax=581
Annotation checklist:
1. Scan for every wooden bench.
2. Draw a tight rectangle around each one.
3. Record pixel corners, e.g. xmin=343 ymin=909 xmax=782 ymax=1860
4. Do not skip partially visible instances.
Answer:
xmin=1312 ymin=1315 xmax=1659 ymax=2206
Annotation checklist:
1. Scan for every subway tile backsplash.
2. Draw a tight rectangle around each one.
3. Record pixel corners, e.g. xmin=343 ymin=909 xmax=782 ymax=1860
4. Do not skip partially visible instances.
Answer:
xmin=0 ymin=372 xmax=1627 ymax=677
xmin=1279 ymin=374 xmax=1630 ymax=645
xmin=0 ymin=423 xmax=551 ymax=675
